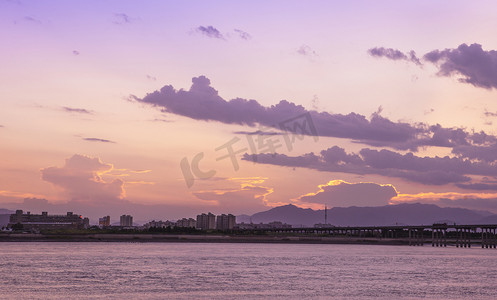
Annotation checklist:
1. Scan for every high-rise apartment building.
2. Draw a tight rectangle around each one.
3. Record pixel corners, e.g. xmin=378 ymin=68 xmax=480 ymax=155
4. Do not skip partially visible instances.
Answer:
xmin=196 ymin=212 xmax=216 ymax=230
xmin=120 ymin=215 xmax=133 ymax=227
xmin=216 ymin=214 xmax=236 ymax=230
xmin=99 ymin=216 xmax=110 ymax=227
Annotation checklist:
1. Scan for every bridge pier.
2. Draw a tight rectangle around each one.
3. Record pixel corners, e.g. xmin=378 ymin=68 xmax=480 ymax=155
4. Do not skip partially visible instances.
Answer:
xmin=481 ymin=227 xmax=497 ymax=249
xmin=408 ymin=228 xmax=424 ymax=246
xmin=431 ymin=226 xmax=447 ymax=247
xmin=456 ymin=228 xmax=471 ymax=248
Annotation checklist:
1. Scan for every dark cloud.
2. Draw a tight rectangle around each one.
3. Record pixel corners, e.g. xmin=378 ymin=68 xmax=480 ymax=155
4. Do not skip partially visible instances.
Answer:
xmin=298 ymin=181 xmax=397 ymax=207
xmin=297 ymin=45 xmax=317 ymax=57
xmin=72 ymin=50 xmax=80 ymax=56
xmin=133 ymin=76 xmax=497 ymax=161
xmin=62 ymin=106 xmax=93 ymax=114
xmin=368 ymin=47 xmax=422 ymax=66
xmin=424 ymin=43 xmax=497 ymax=89
xmin=133 ymin=76 xmax=424 ymax=147
xmin=359 ymin=148 xmax=495 ymax=176
xmin=242 ymin=145 xmax=497 ymax=187
xmin=83 ymin=138 xmax=116 ymax=143
xmin=41 ymin=155 xmax=124 ymax=202
xmin=452 ymin=144 xmax=497 ymax=163
xmin=234 ymin=29 xmax=251 ymax=40
xmin=196 ymin=26 xmax=224 ymax=39
xmin=484 ymin=110 xmax=497 ymax=118
xmin=0 ymin=125 xmax=4 ymax=128
xmin=372 ymin=43 xmax=497 ymax=89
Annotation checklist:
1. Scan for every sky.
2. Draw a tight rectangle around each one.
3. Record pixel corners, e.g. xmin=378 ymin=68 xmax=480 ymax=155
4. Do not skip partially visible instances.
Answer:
xmin=2 ymin=0 xmax=497 ymax=224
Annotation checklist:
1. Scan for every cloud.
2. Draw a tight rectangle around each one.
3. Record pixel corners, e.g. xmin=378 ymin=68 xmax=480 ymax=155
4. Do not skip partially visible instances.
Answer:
xmin=297 ymin=180 xmax=397 ymax=207
xmin=452 ymin=143 xmax=497 ymax=163
xmin=0 ymin=190 xmax=46 ymax=201
xmin=41 ymin=154 xmax=125 ymax=202
xmin=196 ymin=26 xmax=224 ymax=39
xmin=372 ymin=43 xmax=497 ymax=90
xmin=0 ymin=125 xmax=4 ymax=128
xmin=150 ymin=118 xmax=172 ymax=123
xmin=484 ymin=110 xmax=497 ymax=118
xmin=368 ymin=47 xmax=421 ymax=65
xmin=133 ymin=76 xmax=497 ymax=160
xmin=297 ymin=45 xmax=318 ymax=57
xmin=72 ymin=50 xmax=80 ymax=56
xmin=82 ymin=137 xmax=116 ymax=143
xmin=24 ymin=16 xmax=42 ymax=24
xmin=150 ymin=118 xmax=173 ymax=123
xmin=113 ymin=13 xmax=133 ymax=24
xmin=192 ymin=177 xmax=273 ymax=214
xmin=234 ymin=29 xmax=251 ymax=40
xmin=242 ymin=145 xmax=497 ymax=187
xmin=62 ymin=106 xmax=93 ymax=114
xmin=133 ymin=76 xmax=423 ymax=148
xmin=146 ymin=74 xmax=157 ymax=81
xmin=424 ymin=43 xmax=497 ymax=89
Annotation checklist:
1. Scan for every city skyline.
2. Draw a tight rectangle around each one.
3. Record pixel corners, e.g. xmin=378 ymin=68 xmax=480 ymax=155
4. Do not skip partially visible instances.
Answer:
xmin=2 ymin=1 xmax=497 ymax=223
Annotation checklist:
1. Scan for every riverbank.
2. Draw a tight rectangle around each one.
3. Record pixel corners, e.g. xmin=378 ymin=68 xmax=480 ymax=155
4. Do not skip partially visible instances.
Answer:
xmin=0 ymin=233 xmax=412 ymax=245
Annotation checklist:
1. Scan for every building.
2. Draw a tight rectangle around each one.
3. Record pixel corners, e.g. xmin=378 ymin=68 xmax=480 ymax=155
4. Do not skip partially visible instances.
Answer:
xmin=99 ymin=216 xmax=110 ymax=227
xmin=196 ymin=213 xmax=216 ymax=230
xmin=143 ymin=220 xmax=175 ymax=229
xmin=176 ymin=218 xmax=197 ymax=228
xmin=8 ymin=210 xmax=88 ymax=231
xmin=82 ymin=217 xmax=90 ymax=228
xmin=216 ymin=214 xmax=236 ymax=230
xmin=120 ymin=215 xmax=133 ymax=227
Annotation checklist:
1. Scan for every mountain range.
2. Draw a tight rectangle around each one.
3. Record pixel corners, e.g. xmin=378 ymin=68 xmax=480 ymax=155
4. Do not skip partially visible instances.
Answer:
xmin=237 ymin=203 xmax=497 ymax=227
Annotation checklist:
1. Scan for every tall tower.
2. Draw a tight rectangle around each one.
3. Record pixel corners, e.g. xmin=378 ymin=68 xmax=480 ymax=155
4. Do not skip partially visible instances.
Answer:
xmin=325 ymin=205 xmax=328 ymax=224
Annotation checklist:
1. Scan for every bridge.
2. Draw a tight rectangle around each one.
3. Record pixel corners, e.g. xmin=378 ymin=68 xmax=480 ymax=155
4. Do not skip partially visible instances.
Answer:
xmin=242 ymin=224 xmax=497 ymax=248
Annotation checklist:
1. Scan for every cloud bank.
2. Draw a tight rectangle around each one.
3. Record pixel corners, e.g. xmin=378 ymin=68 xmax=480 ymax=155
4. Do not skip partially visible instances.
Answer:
xmin=242 ymin=145 xmax=497 ymax=188
xmin=41 ymin=155 xmax=124 ymax=202
xmin=134 ymin=76 xmax=497 ymax=162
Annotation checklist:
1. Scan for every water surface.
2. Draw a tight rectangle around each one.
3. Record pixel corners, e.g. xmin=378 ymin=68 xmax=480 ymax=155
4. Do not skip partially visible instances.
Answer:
xmin=0 ymin=242 xmax=496 ymax=299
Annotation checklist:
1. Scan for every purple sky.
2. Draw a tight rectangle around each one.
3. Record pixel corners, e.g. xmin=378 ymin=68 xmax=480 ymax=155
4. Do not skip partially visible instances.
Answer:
xmin=2 ymin=1 xmax=497 ymax=223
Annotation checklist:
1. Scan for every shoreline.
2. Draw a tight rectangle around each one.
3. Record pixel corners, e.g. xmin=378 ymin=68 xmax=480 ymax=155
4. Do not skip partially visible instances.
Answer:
xmin=0 ymin=233 xmax=419 ymax=245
